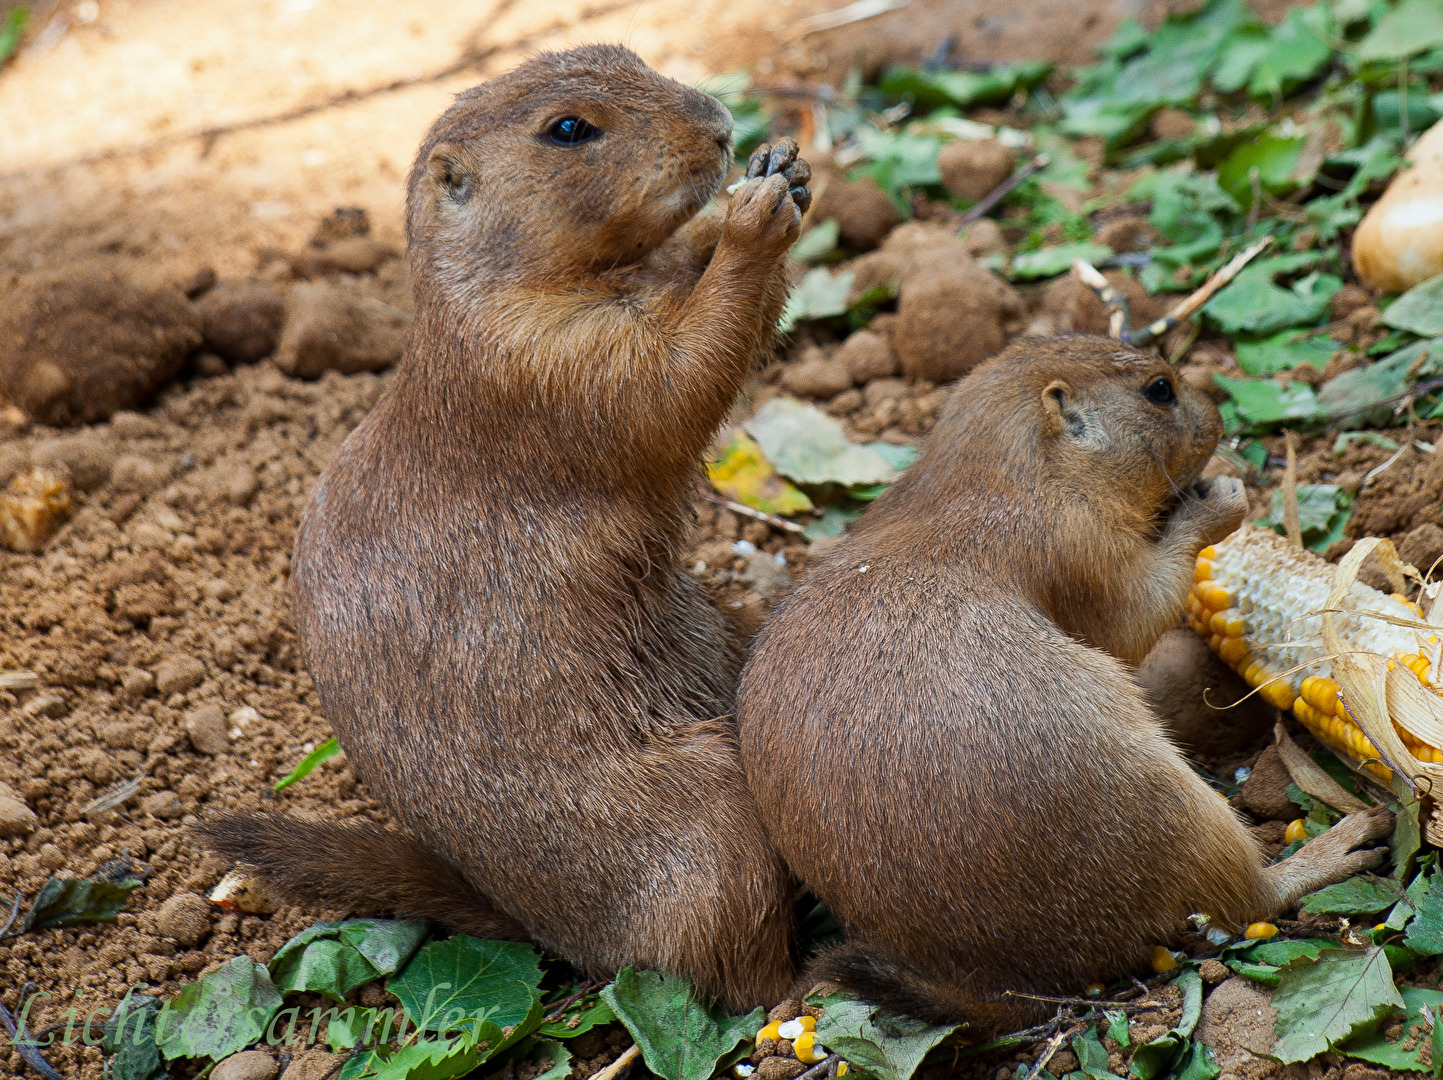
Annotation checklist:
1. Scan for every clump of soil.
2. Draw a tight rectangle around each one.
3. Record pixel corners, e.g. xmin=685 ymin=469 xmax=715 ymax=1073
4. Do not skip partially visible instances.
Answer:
xmin=0 ymin=268 xmax=202 ymax=427
xmin=936 ymin=138 xmax=1017 ymax=202
xmin=810 ymin=174 xmax=902 ymax=252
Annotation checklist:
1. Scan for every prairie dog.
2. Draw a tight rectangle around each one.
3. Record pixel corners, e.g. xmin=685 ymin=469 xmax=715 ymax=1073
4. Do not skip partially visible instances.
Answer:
xmin=737 ymin=336 xmax=1391 ymax=1031
xmin=204 ymin=45 xmax=812 ymax=1010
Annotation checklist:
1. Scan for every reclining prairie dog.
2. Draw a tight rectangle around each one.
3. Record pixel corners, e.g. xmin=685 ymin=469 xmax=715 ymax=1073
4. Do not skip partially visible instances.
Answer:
xmin=737 ymin=335 xmax=1391 ymax=1031
xmin=203 ymin=44 xmax=812 ymax=1010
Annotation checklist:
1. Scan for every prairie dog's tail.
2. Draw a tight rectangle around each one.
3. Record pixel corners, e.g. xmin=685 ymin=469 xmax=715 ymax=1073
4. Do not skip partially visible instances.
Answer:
xmin=196 ymin=812 xmax=529 ymax=941
xmin=807 ymin=941 xmax=1032 ymax=1035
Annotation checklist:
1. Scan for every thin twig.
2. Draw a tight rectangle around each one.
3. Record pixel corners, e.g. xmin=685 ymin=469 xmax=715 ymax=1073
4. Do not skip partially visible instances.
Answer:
xmin=1021 ymin=1025 xmax=1072 ymax=1080
xmin=0 ymin=892 xmax=22 ymax=939
xmin=0 ymin=994 xmax=67 ymax=1080
xmin=701 ymin=490 xmax=806 ymax=534
xmin=787 ymin=0 xmax=910 ymax=40
xmin=1002 ymin=991 xmax=1149 ymax=1010
xmin=541 ymin=980 xmax=601 ymax=1025
xmin=1072 ymin=237 xmax=1272 ymax=349
xmin=1282 ymin=432 xmax=1302 ymax=548
xmin=959 ymin=154 xmax=1051 ymax=227
xmin=587 ymin=1043 xmax=641 ymax=1080
xmin=796 ymin=1054 xmax=842 ymax=1080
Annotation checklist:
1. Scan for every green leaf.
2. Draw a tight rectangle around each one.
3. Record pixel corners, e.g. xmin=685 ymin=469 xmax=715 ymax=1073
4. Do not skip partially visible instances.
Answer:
xmin=1235 ymin=332 xmax=1342 ymax=376
xmin=779 ymin=268 xmax=856 ymax=333
xmin=274 ymin=737 xmax=341 ymax=791
xmin=1225 ymin=938 xmax=1334 ymax=986
xmin=1172 ymin=1040 xmax=1221 ymax=1080
xmin=1213 ymin=375 xmax=1320 ymax=427
xmin=706 ymin=431 xmax=814 ymax=517
xmin=1383 ymin=276 xmax=1443 ymax=337
xmin=1218 ymin=135 xmax=1306 ymax=208
xmin=1074 ymin=1026 xmax=1124 ymax=1080
xmin=520 ymin=1038 xmax=574 ymax=1080
xmin=1302 ymin=877 xmax=1403 ymax=916
xmin=1202 ymin=253 xmax=1341 ymax=334
xmin=1214 ymin=27 xmax=1272 ymax=93
xmin=877 ymin=61 xmax=1053 ymax=110
xmin=1104 ymin=1010 xmax=1130 ymax=1048
xmin=1270 ymin=947 xmax=1404 ymax=1063
xmin=271 ymin=919 xmax=428 ymax=1001
xmin=1129 ymin=969 xmax=1203 ymax=1080
xmin=1341 ymin=986 xmax=1443 ymax=1070
xmin=370 ymin=1033 xmax=481 ymax=1080
xmin=0 ymin=7 xmax=28 ymax=67
xmin=24 ymin=870 xmax=144 ymax=931
xmin=1391 ymin=777 xmax=1424 ymax=885
xmin=1317 ymin=338 xmax=1443 ymax=426
xmin=101 ymin=993 xmax=166 ymax=1080
xmin=601 ymin=968 xmax=763 ymax=1080
xmin=537 ymin=995 xmax=617 ymax=1040
xmin=387 ymin=936 xmax=544 ymax=1040
xmin=154 ymin=955 xmax=283 ymax=1062
xmin=809 ymin=991 xmax=958 ymax=1080
xmin=1246 ymin=5 xmax=1334 ymax=101
xmin=1403 ymin=873 xmax=1443 ymax=956
xmin=744 ymin=398 xmax=910 ymax=487
xmin=791 ymin=220 xmax=840 ymax=264
xmin=1259 ymin=484 xmax=1352 ymax=552
xmin=1358 ymin=0 xmax=1443 ymax=61
xmin=1009 ymin=242 xmax=1114 ymax=281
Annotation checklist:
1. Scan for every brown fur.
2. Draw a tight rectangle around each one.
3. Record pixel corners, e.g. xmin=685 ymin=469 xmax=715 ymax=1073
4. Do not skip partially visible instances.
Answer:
xmin=737 ymin=336 xmax=1392 ymax=1033
xmin=200 ymin=44 xmax=810 ymax=1011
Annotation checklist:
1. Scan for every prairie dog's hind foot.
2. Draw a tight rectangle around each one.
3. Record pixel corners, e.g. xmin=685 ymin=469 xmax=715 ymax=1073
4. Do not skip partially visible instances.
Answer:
xmin=1264 ymin=804 xmax=1394 ymax=908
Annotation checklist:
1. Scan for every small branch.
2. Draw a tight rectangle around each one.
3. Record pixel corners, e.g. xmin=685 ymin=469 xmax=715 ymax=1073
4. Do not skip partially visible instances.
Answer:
xmin=1001 ymin=991 xmax=1147 ymax=1010
xmin=797 ymin=1054 xmax=842 ymax=1080
xmin=0 ymin=893 xmax=22 ymax=939
xmin=959 ymin=154 xmax=1051 ymax=228
xmin=1071 ymin=237 xmax=1273 ymax=349
xmin=587 ymin=1043 xmax=641 ymax=1080
xmin=0 ymin=994 xmax=67 ymax=1080
xmin=701 ymin=490 xmax=806 ymax=534
xmin=787 ymin=0 xmax=909 ymax=40
xmin=1282 ymin=431 xmax=1302 ymax=549
xmin=541 ymin=980 xmax=601 ymax=1025
xmin=1021 ymin=1025 xmax=1072 ymax=1080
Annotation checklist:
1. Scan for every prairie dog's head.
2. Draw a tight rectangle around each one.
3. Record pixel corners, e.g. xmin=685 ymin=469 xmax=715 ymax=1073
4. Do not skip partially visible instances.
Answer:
xmin=925 ymin=336 xmax=1222 ymax=519
xmin=405 ymin=44 xmax=732 ymax=286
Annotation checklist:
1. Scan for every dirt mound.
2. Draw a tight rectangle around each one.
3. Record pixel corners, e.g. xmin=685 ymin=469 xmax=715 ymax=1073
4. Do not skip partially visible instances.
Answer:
xmin=0 ymin=268 xmax=202 ymax=426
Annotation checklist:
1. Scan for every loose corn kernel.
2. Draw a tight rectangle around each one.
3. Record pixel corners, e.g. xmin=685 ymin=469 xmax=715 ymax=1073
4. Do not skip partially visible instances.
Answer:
xmin=1244 ymin=922 xmax=1278 ymax=940
xmin=735 ymin=1066 xmax=756 ymax=1078
xmin=794 ymin=1032 xmax=828 ymax=1064
xmin=1085 ymin=983 xmax=1105 ymax=998
xmin=837 ymin=1065 xmax=849 ymax=1077
xmin=777 ymin=1018 xmax=815 ymax=1039
xmin=1151 ymin=946 xmax=1178 ymax=973
xmin=1285 ymin=820 xmax=1307 ymax=844
xmin=759 ymin=1021 xmax=781 ymax=1042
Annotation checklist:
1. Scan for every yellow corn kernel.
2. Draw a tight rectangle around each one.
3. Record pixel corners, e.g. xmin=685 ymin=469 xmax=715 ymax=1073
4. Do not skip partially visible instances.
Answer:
xmin=1300 ymin=676 xmax=1340 ymax=718
xmin=1219 ymin=637 xmax=1249 ymax=666
xmin=1197 ymin=583 xmax=1231 ymax=612
xmin=1285 ymin=819 xmax=1307 ymax=844
xmin=1195 ymin=560 xmax=1214 ymax=583
xmin=1244 ymin=922 xmax=1278 ymax=940
xmin=1242 ymin=660 xmax=1265 ymax=685
xmin=1261 ymin=679 xmax=1296 ymax=711
xmin=794 ymin=1032 xmax=827 ymax=1064
xmin=837 ymin=1065 xmax=849 ymax=1077
xmin=1199 ymin=546 xmax=1217 ymax=560
xmin=1150 ymin=946 xmax=1178 ymax=973
xmin=759 ymin=1021 xmax=781 ymax=1042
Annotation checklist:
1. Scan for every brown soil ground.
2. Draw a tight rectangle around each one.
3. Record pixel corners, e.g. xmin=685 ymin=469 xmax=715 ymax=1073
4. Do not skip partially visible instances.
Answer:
xmin=0 ymin=2 xmax=1398 ymax=1080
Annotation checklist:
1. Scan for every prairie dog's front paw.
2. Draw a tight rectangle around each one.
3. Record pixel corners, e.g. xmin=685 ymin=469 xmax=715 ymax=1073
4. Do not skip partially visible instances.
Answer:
xmin=724 ymin=138 xmax=810 ymax=258
xmin=1172 ymin=475 xmax=1247 ymax=548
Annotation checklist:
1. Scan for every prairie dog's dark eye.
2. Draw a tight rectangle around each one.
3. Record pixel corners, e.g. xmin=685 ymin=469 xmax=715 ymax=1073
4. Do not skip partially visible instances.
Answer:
xmin=548 ymin=116 xmax=599 ymax=145
xmin=1143 ymin=377 xmax=1177 ymax=405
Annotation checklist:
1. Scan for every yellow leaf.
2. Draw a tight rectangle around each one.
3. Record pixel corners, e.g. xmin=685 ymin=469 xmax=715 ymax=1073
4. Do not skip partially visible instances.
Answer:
xmin=707 ymin=432 xmax=813 ymax=517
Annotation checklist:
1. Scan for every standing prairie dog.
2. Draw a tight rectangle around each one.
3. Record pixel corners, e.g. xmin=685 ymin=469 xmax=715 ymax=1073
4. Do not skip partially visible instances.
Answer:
xmin=738 ymin=336 xmax=1392 ymax=1032
xmin=203 ymin=45 xmax=811 ymax=1010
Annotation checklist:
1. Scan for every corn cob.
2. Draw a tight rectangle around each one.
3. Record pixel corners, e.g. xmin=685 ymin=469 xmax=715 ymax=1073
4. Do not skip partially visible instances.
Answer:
xmin=1189 ymin=523 xmax=1443 ymax=774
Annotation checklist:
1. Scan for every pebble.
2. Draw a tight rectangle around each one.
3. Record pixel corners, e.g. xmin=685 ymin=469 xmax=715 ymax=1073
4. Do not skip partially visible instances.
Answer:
xmin=142 ymin=791 xmax=185 ymax=820
xmin=0 ymin=791 xmax=38 ymax=838
xmin=185 ymin=703 xmax=231 ymax=755
xmin=282 ymin=1050 xmax=345 ymax=1080
xmin=154 ymin=655 xmax=206 ymax=696
xmin=834 ymin=331 xmax=896 ymax=383
xmin=213 ymin=1051 xmax=280 ymax=1080
xmin=153 ymin=891 xmax=212 ymax=947
xmin=780 ymin=356 xmax=855 ymax=399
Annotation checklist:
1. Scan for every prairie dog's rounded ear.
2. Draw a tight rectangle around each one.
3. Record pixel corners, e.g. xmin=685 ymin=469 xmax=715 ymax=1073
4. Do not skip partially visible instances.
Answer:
xmin=1040 ymin=380 xmax=1072 ymax=437
xmin=427 ymin=143 xmax=474 ymax=201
